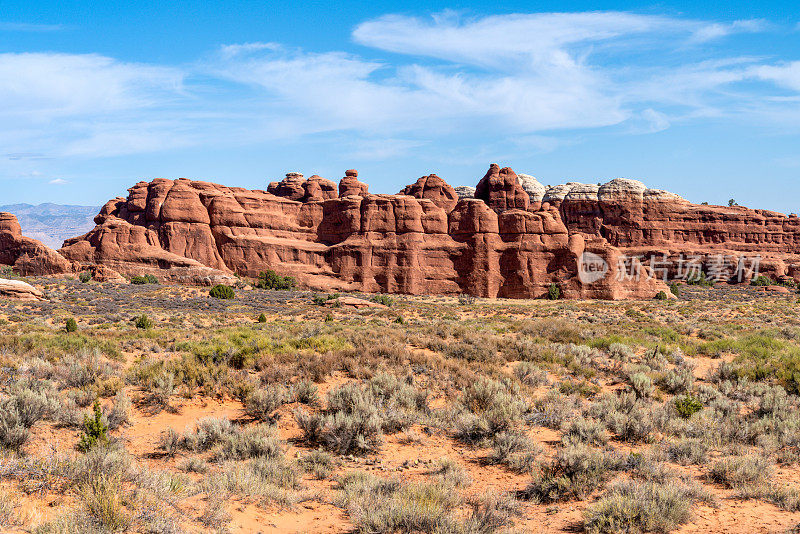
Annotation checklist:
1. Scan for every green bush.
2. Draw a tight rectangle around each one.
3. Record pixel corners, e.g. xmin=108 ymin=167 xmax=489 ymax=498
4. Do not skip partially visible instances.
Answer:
xmin=130 ymin=274 xmax=158 ymax=285
xmin=750 ymin=275 xmax=773 ymax=287
xmin=77 ymin=400 xmax=109 ymax=452
xmin=79 ymin=272 xmax=92 ymax=283
xmin=673 ymin=394 xmax=703 ymax=419
xmin=256 ymin=269 xmax=296 ymax=290
xmin=209 ymin=284 xmax=235 ymax=299
xmin=669 ymin=282 xmax=680 ymax=297
xmin=547 ymin=283 xmax=561 ymax=300
xmin=371 ymin=294 xmax=394 ymax=306
xmin=686 ymin=271 xmax=714 ymax=286
xmin=65 ymin=318 xmax=78 ymax=333
xmin=134 ymin=314 xmax=153 ymax=330
xmin=654 ymin=290 xmax=668 ymax=300
xmin=257 ymin=313 xmax=267 ymax=323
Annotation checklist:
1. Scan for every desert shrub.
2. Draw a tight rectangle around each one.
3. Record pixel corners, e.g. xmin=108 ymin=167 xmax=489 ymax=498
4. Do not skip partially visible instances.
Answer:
xmin=455 ymin=378 xmax=527 ymax=444
xmin=106 ymin=391 xmax=131 ymax=430
xmin=664 ymin=438 xmax=708 ymax=465
xmin=530 ymin=390 xmax=580 ymax=429
xmin=709 ymin=455 xmax=773 ymax=488
xmin=371 ymin=294 xmax=394 ymax=306
xmin=0 ymin=409 xmax=29 ymax=451
xmin=209 ymin=284 xmax=235 ymax=299
xmin=211 ymin=425 xmax=283 ymax=462
xmin=204 ymin=457 xmax=302 ymax=506
xmin=686 ymin=271 xmax=714 ymax=286
xmin=337 ymin=472 xmax=460 ymax=534
xmin=192 ymin=417 xmax=236 ymax=451
xmin=77 ymin=400 xmax=109 ymax=452
xmin=458 ymin=293 xmax=476 ymax=305
xmin=177 ymin=457 xmax=208 ymax=474
xmin=295 ymin=374 xmax=426 ymax=455
xmin=654 ymin=290 xmax=668 ymax=300
xmin=674 ymin=395 xmax=703 ymax=419
xmin=291 ymin=379 xmax=319 ymax=405
xmin=658 ymin=368 xmax=694 ymax=394
xmin=159 ymin=428 xmax=182 ymax=457
xmin=256 ymin=270 xmax=295 ymax=290
xmin=751 ymin=275 xmax=773 ymax=287
xmin=79 ymin=272 xmax=92 ymax=283
xmin=490 ymin=431 xmax=542 ymax=473
xmin=524 ymin=444 xmax=615 ymax=503
xmin=514 ymin=361 xmax=549 ymax=388
xmin=134 ymin=314 xmax=153 ymax=330
xmin=629 ymin=372 xmax=654 ymax=399
xmin=257 ymin=313 xmax=267 ymax=323
xmin=756 ymin=385 xmax=790 ymax=417
xmin=608 ymin=343 xmax=635 ymax=361
xmin=591 ymin=392 xmax=657 ymax=443
xmin=562 ymin=417 xmax=609 ymax=446
xmin=65 ymin=318 xmax=78 ymax=333
xmin=2 ymin=385 xmax=59 ymax=428
xmin=547 ymin=283 xmax=561 ymax=300
xmin=244 ymin=385 xmax=289 ymax=422
xmin=669 ymin=282 xmax=681 ymax=296
xmin=130 ymin=274 xmax=158 ymax=285
xmin=584 ymin=479 xmax=701 ymax=533
xmin=80 ymin=473 xmax=130 ymax=531
xmin=299 ymin=449 xmax=337 ymax=479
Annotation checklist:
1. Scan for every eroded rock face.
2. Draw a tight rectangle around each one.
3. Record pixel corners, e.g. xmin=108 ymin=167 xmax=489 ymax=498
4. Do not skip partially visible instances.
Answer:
xmin=0 ymin=212 xmax=75 ymax=276
xmin=339 ymin=170 xmax=368 ymax=197
xmin=268 ymin=173 xmax=338 ymax=202
xmin=60 ymin=165 xmax=670 ymax=299
xmin=400 ymin=174 xmax=459 ymax=211
xmin=475 ymin=164 xmax=529 ymax=213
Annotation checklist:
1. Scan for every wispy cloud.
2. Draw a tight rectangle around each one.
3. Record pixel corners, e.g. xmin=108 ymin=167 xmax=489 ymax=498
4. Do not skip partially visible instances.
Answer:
xmin=0 ymin=11 xmax=797 ymax=164
xmin=48 ymin=178 xmax=67 ymax=184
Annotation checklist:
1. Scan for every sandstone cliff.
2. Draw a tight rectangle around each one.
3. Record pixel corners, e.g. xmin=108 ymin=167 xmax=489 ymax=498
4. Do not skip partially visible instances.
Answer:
xmin=0 ymin=212 xmax=75 ymax=276
xmin=57 ymin=167 xmax=671 ymax=299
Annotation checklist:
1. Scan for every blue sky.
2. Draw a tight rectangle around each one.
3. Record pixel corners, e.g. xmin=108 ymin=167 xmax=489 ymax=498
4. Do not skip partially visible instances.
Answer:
xmin=1 ymin=1 xmax=800 ymax=212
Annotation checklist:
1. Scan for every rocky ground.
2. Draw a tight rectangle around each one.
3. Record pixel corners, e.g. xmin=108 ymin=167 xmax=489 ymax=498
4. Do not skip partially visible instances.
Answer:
xmin=0 ymin=278 xmax=799 ymax=533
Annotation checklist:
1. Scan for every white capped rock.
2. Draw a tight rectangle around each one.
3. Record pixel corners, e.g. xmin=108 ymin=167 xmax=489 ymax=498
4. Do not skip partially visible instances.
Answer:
xmin=543 ymin=182 xmax=585 ymax=202
xmin=598 ymin=178 xmax=647 ymax=201
xmin=517 ymin=174 xmax=546 ymax=202
xmin=454 ymin=186 xmax=476 ymax=199
xmin=564 ymin=183 xmax=600 ymax=202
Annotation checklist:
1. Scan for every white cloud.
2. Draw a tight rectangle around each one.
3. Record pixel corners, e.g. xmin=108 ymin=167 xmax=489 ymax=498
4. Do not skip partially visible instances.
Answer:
xmin=750 ymin=61 xmax=800 ymax=91
xmin=0 ymin=53 xmax=183 ymax=120
xmin=48 ymin=178 xmax=67 ymax=184
xmin=0 ymin=10 xmax=796 ymax=164
xmin=686 ymin=19 xmax=767 ymax=44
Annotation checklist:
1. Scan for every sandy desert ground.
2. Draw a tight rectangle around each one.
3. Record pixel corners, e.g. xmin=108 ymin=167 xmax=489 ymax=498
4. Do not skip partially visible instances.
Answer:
xmin=0 ymin=276 xmax=799 ymax=533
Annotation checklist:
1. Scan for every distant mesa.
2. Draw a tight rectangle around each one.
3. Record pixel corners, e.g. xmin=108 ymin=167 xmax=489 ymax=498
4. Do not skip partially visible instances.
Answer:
xmin=2 ymin=163 xmax=800 ymax=300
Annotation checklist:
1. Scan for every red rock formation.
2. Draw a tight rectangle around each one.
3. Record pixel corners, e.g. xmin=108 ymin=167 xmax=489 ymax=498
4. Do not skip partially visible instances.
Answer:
xmin=400 ymin=174 xmax=459 ymax=211
xmin=338 ymin=170 xmax=369 ymax=197
xmin=552 ymin=178 xmax=800 ymax=281
xmin=268 ymin=173 xmax=338 ymax=203
xmin=0 ymin=212 xmax=75 ymax=276
xmin=59 ymin=166 xmax=669 ymax=299
xmin=475 ymin=164 xmax=530 ymax=212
